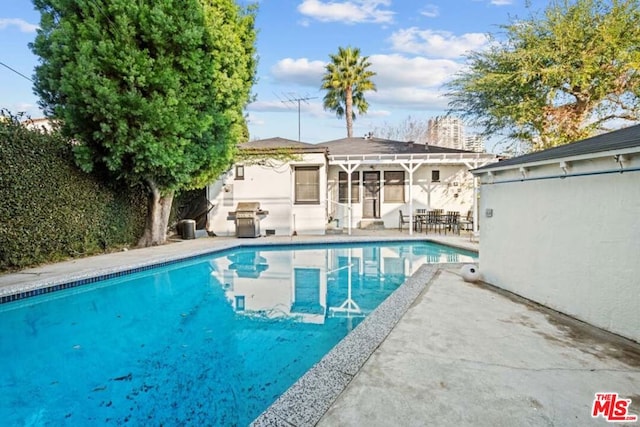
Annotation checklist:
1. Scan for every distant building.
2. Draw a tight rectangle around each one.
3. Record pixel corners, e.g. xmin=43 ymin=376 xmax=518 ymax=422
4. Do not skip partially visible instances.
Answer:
xmin=23 ymin=117 xmax=55 ymax=132
xmin=464 ymin=134 xmax=485 ymax=153
xmin=427 ymin=116 xmax=465 ymax=150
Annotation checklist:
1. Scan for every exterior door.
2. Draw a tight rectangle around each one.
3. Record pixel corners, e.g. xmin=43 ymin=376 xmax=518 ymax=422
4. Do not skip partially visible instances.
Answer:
xmin=363 ymin=171 xmax=380 ymax=218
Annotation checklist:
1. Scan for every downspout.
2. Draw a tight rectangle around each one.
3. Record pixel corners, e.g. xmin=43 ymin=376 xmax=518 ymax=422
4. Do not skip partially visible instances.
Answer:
xmin=472 ymin=175 xmax=479 ymax=236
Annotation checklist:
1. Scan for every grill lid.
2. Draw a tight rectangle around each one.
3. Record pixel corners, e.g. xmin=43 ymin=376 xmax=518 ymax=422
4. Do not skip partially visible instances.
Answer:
xmin=235 ymin=202 xmax=261 ymax=212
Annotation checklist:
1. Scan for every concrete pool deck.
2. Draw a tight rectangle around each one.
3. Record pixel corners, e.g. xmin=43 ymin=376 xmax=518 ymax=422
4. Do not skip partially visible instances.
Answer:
xmin=0 ymin=230 xmax=476 ymax=297
xmin=1 ymin=231 xmax=639 ymax=426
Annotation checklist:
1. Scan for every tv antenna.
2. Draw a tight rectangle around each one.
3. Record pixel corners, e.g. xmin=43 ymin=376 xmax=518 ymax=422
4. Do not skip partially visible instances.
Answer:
xmin=277 ymin=92 xmax=317 ymax=141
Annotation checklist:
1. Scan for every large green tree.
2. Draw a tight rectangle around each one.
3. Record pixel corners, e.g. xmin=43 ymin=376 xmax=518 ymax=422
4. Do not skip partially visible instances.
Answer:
xmin=31 ymin=0 xmax=256 ymax=246
xmin=321 ymin=46 xmax=377 ymax=138
xmin=447 ymin=0 xmax=640 ymax=151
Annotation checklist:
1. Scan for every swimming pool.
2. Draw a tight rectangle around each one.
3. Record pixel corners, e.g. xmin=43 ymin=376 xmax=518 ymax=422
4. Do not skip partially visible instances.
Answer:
xmin=0 ymin=241 xmax=476 ymax=426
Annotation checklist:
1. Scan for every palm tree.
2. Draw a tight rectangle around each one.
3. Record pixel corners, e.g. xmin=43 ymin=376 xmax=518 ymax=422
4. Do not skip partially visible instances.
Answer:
xmin=321 ymin=46 xmax=377 ymax=138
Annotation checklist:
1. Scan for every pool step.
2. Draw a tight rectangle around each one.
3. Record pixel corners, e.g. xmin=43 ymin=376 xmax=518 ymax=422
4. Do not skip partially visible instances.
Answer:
xmin=358 ymin=219 xmax=385 ymax=230
xmin=325 ymin=228 xmax=344 ymax=235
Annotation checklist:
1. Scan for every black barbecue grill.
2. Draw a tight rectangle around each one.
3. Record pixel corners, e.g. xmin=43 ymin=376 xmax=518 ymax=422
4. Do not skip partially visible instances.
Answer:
xmin=229 ymin=202 xmax=268 ymax=238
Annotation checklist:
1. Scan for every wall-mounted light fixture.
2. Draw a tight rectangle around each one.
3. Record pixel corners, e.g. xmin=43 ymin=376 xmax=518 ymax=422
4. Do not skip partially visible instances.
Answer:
xmin=614 ymin=154 xmax=628 ymax=172
xmin=519 ymin=166 xmax=528 ymax=179
xmin=559 ymin=161 xmax=569 ymax=176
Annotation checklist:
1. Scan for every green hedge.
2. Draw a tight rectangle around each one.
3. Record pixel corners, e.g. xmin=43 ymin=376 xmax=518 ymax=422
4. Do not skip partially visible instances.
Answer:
xmin=0 ymin=113 xmax=146 ymax=271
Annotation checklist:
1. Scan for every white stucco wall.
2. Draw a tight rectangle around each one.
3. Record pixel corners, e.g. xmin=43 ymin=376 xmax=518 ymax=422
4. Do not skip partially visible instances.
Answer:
xmin=207 ymin=152 xmax=327 ymax=236
xmin=478 ymin=155 xmax=640 ymax=342
xmin=327 ymin=164 xmax=476 ymax=230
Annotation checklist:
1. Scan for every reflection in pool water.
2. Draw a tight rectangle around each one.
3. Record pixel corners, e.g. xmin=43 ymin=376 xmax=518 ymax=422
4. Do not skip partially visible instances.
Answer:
xmin=0 ymin=241 xmax=475 ymax=426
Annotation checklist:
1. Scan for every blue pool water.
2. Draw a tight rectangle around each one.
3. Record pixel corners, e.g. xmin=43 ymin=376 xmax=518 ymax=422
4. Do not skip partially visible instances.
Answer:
xmin=0 ymin=241 xmax=476 ymax=426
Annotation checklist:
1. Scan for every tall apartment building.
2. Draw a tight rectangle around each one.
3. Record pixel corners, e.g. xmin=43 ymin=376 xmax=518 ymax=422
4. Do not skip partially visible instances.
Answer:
xmin=427 ymin=116 xmax=465 ymax=150
xmin=427 ymin=116 xmax=485 ymax=152
xmin=464 ymin=134 xmax=485 ymax=153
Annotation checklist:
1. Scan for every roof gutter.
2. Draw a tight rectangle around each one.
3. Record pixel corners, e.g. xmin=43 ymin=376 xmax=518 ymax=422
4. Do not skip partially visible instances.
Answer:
xmin=478 ymin=165 xmax=640 ymax=185
xmin=472 ymin=146 xmax=640 ymax=174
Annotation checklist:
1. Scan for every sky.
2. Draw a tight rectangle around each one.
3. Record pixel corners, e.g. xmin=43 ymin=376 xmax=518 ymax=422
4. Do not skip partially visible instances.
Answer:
xmin=1 ymin=0 xmax=550 ymax=153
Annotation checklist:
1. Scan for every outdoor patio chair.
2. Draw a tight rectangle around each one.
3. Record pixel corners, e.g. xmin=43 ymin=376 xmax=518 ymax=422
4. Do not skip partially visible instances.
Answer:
xmin=425 ymin=210 xmax=444 ymax=234
xmin=445 ymin=211 xmax=461 ymax=235
xmin=398 ymin=210 xmax=411 ymax=230
xmin=459 ymin=210 xmax=474 ymax=232
xmin=414 ymin=208 xmax=427 ymax=232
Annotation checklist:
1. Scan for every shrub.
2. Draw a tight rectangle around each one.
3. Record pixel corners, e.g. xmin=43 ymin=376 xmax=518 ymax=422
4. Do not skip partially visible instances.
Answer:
xmin=0 ymin=112 xmax=146 ymax=271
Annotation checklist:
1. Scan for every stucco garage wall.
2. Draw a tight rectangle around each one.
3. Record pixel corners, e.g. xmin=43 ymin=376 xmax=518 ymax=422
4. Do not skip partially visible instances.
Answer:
xmin=479 ymin=160 xmax=640 ymax=342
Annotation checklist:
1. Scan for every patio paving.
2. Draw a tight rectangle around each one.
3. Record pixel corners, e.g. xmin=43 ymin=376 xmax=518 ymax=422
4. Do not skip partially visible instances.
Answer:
xmin=316 ymin=267 xmax=640 ymax=427
xmin=2 ymin=230 xmax=638 ymax=426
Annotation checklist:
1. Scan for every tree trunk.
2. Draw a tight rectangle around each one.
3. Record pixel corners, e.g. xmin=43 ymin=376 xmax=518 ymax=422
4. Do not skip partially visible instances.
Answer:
xmin=345 ymin=86 xmax=354 ymax=138
xmin=137 ymin=179 xmax=174 ymax=247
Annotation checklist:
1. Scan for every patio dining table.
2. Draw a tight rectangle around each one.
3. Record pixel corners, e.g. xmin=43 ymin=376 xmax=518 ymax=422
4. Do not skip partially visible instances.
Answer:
xmin=415 ymin=210 xmax=460 ymax=235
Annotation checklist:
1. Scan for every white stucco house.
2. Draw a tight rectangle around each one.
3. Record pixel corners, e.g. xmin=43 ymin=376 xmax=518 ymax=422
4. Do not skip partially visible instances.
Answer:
xmin=206 ymin=136 xmax=499 ymax=237
xmin=472 ymin=124 xmax=640 ymax=343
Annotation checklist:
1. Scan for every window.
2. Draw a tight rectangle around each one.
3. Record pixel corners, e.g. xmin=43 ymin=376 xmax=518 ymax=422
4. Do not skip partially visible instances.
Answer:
xmin=295 ymin=166 xmax=320 ymax=204
xmin=431 ymin=170 xmax=440 ymax=182
xmin=338 ymin=171 xmax=360 ymax=203
xmin=235 ymin=165 xmax=244 ymax=180
xmin=384 ymin=171 xmax=404 ymax=203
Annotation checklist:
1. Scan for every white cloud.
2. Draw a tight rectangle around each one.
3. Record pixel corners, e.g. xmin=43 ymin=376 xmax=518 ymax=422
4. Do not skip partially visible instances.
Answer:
xmin=297 ymin=0 xmax=394 ymax=24
xmin=247 ymin=98 xmax=330 ymax=118
xmin=246 ymin=114 xmax=265 ymax=126
xmin=264 ymin=53 xmax=462 ymax=112
xmin=490 ymin=0 xmax=513 ymax=5
xmin=369 ymin=54 xmax=462 ymax=88
xmin=246 ymin=100 xmax=293 ymax=112
xmin=388 ymin=28 xmax=489 ymax=58
xmin=359 ymin=109 xmax=391 ymax=118
xmin=270 ymin=58 xmax=326 ymax=86
xmin=420 ymin=4 xmax=439 ymax=18
xmin=0 ymin=18 xmax=38 ymax=33
xmin=367 ymin=54 xmax=463 ymax=110
xmin=369 ymin=87 xmax=449 ymax=110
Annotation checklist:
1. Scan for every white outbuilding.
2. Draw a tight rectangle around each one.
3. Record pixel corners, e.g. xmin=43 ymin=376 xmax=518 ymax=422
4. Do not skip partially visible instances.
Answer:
xmin=472 ymin=125 xmax=640 ymax=343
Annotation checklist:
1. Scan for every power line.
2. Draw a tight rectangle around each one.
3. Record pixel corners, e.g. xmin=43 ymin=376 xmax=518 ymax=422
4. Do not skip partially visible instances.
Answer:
xmin=0 ymin=3 xmax=114 ymax=87
xmin=0 ymin=61 xmax=32 ymax=82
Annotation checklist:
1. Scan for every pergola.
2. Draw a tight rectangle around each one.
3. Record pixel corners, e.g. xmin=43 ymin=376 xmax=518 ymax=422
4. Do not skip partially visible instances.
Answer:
xmin=328 ymin=152 xmax=498 ymax=236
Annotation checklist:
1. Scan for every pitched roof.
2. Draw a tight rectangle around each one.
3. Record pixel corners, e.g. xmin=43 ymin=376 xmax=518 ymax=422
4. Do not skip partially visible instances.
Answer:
xmin=474 ymin=124 xmax=640 ymax=172
xmin=239 ymin=137 xmax=327 ymax=153
xmin=316 ymin=136 xmax=472 ymax=156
